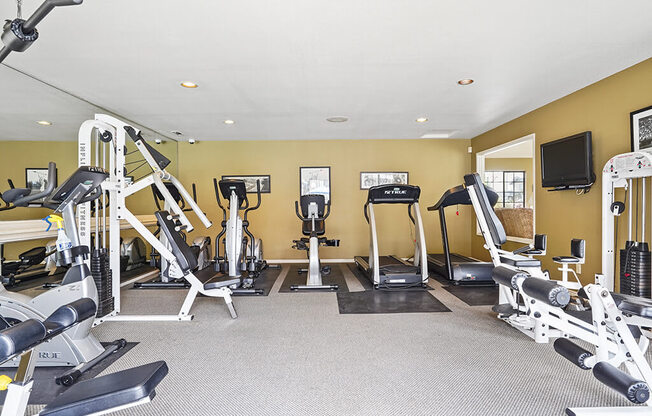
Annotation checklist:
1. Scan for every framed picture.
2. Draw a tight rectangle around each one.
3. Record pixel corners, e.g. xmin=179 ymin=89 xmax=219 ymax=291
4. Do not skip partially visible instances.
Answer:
xmin=299 ymin=166 xmax=331 ymax=202
xmin=631 ymin=105 xmax=652 ymax=152
xmin=221 ymin=175 xmax=271 ymax=193
xmin=360 ymin=171 xmax=409 ymax=189
xmin=25 ymin=167 xmax=57 ymax=204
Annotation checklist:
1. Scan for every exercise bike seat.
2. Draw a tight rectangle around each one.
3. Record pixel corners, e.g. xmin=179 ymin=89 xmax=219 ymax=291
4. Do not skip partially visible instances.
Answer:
xmin=1 ymin=188 xmax=30 ymax=204
xmin=40 ymin=361 xmax=169 ymax=416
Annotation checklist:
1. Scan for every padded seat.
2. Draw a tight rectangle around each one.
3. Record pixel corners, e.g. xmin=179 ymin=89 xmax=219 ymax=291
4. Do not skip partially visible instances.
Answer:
xmin=612 ymin=292 xmax=652 ymax=319
xmin=524 ymin=249 xmax=543 ymax=255
xmin=553 ymin=256 xmax=581 ymax=264
xmin=499 ymin=254 xmax=541 ymax=268
xmin=204 ymin=278 xmax=241 ymax=291
xmin=40 ymin=361 xmax=168 ymax=416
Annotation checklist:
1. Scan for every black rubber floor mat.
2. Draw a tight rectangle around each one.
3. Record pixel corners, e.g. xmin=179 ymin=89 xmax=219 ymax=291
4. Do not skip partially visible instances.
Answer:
xmin=443 ymin=285 xmax=498 ymax=306
xmin=0 ymin=341 xmax=137 ymax=405
xmin=121 ymin=265 xmax=158 ymax=283
xmin=133 ymin=266 xmax=282 ymax=296
xmin=337 ymin=290 xmax=451 ymax=314
xmin=204 ymin=266 xmax=282 ymax=296
xmin=279 ymin=264 xmax=349 ymax=293
xmin=10 ymin=272 xmax=64 ymax=292
xmin=430 ymin=272 xmax=451 ymax=285
xmin=346 ymin=263 xmax=435 ymax=291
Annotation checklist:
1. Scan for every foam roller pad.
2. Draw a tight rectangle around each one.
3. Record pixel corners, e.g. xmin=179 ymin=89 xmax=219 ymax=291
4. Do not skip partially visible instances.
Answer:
xmin=593 ymin=362 xmax=650 ymax=404
xmin=492 ymin=266 xmax=528 ymax=290
xmin=521 ymin=278 xmax=570 ymax=307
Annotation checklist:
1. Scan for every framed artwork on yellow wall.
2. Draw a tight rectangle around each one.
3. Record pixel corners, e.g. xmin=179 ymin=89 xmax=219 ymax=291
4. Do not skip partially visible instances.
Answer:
xmin=299 ymin=166 xmax=330 ymax=202
xmin=631 ymin=105 xmax=652 ymax=152
xmin=360 ymin=171 xmax=408 ymax=190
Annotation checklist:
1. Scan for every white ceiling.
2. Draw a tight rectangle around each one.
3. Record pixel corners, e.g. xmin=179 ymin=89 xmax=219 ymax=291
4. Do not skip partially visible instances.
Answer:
xmin=1 ymin=0 xmax=651 ymax=141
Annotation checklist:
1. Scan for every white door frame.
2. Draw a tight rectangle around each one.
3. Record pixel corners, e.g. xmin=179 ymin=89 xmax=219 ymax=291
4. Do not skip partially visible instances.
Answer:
xmin=475 ymin=133 xmax=536 ymax=244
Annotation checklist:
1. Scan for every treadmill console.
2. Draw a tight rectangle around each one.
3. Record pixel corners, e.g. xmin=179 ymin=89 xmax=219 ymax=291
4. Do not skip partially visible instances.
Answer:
xmin=367 ymin=184 xmax=420 ymax=204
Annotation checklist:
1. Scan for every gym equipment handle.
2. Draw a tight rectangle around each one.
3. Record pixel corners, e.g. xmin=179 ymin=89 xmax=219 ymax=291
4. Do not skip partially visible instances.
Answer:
xmin=23 ymin=0 xmax=83 ymax=33
xmin=12 ymin=162 xmax=57 ymax=207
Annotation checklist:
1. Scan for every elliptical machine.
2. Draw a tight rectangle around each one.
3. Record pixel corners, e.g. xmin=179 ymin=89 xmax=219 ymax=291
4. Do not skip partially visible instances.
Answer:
xmin=291 ymin=194 xmax=339 ymax=290
xmin=0 ymin=162 xmax=125 ymax=371
xmin=213 ymin=178 xmax=266 ymax=293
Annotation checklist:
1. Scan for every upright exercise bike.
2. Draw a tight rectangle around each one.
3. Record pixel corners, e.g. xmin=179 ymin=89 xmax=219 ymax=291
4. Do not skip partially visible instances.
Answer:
xmin=0 ymin=163 xmax=124 ymax=371
xmin=291 ymin=194 xmax=340 ymax=290
xmin=213 ymin=178 xmax=266 ymax=294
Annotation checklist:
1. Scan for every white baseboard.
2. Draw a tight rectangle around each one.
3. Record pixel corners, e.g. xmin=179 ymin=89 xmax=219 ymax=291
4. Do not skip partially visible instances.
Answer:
xmin=267 ymin=258 xmax=355 ymax=264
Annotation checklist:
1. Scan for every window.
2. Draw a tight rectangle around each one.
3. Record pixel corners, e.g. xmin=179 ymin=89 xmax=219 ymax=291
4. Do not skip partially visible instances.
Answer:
xmin=483 ymin=171 xmax=525 ymax=208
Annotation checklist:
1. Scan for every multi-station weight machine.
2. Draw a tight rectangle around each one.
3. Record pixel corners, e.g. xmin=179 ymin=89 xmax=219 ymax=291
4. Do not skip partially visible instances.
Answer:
xmin=78 ymin=114 xmax=238 ymax=324
xmin=601 ymin=151 xmax=652 ymax=298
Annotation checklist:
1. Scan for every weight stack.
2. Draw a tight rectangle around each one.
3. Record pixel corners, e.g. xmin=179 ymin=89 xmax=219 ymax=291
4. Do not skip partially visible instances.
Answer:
xmin=620 ymin=241 xmax=651 ymax=298
xmin=91 ymin=248 xmax=114 ymax=318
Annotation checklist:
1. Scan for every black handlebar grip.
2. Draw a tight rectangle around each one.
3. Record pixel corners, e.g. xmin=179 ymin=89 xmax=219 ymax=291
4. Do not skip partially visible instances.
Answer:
xmin=593 ymin=362 xmax=650 ymax=404
xmin=521 ymin=278 xmax=571 ymax=308
xmin=492 ymin=266 xmax=528 ymax=290
xmin=553 ymin=338 xmax=592 ymax=370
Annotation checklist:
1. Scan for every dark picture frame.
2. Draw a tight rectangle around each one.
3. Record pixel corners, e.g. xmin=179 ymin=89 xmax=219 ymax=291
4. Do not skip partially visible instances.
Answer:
xmin=631 ymin=105 xmax=652 ymax=152
xmin=221 ymin=175 xmax=271 ymax=193
xmin=299 ymin=166 xmax=331 ymax=202
xmin=360 ymin=171 xmax=409 ymax=189
xmin=25 ymin=167 xmax=58 ymax=204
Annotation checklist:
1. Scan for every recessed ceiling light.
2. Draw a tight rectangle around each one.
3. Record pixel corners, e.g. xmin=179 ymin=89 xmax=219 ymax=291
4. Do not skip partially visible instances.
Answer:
xmin=188 ymin=138 xmax=196 ymax=144
xmin=416 ymin=117 xmax=428 ymax=123
xmin=155 ymin=139 xmax=162 ymax=144
xmin=180 ymin=81 xmax=198 ymax=88
xmin=36 ymin=120 xmax=52 ymax=126
xmin=326 ymin=116 xmax=348 ymax=123
xmin=458 ymin=79 xmax=474 ymax=85
xmin=223 ymin=119 xmax=235 ymax=125
xmin=170 ymin=130 xmax=183 ymax=136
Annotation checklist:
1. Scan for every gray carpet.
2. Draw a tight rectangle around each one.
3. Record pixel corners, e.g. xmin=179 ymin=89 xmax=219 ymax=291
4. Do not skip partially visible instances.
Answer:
xmin=19 ymin=264 xmax=652 ymax=415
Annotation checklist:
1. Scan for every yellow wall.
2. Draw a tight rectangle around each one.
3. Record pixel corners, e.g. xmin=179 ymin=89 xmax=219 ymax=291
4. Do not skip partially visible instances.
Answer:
xmin=471 ymin=57 xmax=652 ymax=285
xmin=177 ymin=139 xmax=473 ymax=260
xmin=484 ymin=158 xmax=534 ymax=208
xmin=0 ymin=140 xmax=178 ymax=259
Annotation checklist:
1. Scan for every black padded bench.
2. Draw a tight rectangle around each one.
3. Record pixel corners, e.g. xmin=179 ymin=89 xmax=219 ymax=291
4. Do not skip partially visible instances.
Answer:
xmin=498 ymin=254 xmax=541 ymax=268
xmin=0 ymin=299 xmax=169 ymax=415
xmin=612 ymin=292 xmax=652 ymax=319
xmin=40 ymin=361 xmax=168 ymax=416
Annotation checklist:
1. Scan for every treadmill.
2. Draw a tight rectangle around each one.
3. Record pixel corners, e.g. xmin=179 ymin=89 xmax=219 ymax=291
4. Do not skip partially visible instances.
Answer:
xmin=427 ymin=184 xmax=499 ymax=285
xmin=353 ymin=184 xmax=428 ymax=289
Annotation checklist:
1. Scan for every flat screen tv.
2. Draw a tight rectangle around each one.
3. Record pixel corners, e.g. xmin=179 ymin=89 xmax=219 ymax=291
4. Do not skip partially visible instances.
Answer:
xmin=540 ymin=131 xmax=595 ymax=189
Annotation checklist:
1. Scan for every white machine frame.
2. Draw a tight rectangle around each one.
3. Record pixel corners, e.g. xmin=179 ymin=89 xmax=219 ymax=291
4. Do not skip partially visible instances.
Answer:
xmin=601 ymin=151 xmax=652 ymax=291
xmin=466 ymin=178 xmax=563 ymax=342
xmin=78 ymin=114 xmax=236 ymax=324
xmin=467 ymin=172 xmax=652 ymax=413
